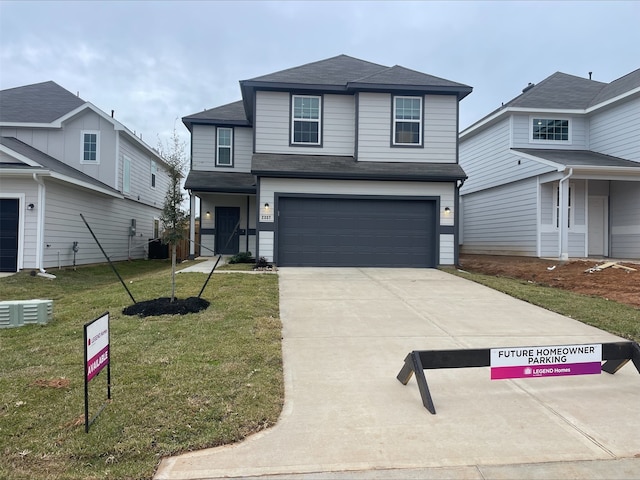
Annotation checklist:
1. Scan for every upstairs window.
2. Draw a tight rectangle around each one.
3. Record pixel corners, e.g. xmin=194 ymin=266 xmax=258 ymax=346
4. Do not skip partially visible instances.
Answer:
xmin=81 ymin=130 xmax=100 ymax=163
xmin=291 ymin=95 xmax=321 ymax=145
xmin=532 ymin=118 xmax=570 ymax=142
xmin=150 ymin=160 xmax=157 ymax=188
xmin=216 ymin=127 xmax=233 ymax=166
xmin=393 ymin=96 xmax=422 ymax=146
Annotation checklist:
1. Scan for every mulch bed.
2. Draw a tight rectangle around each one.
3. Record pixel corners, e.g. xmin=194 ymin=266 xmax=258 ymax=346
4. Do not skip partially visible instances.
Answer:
xmin=122 ymin=297 xmax=210 ymax=317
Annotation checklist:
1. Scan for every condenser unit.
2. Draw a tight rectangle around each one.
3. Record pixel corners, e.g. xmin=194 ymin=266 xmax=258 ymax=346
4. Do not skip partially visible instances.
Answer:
xmin=0 ymin=299 xmax=53 ymax=328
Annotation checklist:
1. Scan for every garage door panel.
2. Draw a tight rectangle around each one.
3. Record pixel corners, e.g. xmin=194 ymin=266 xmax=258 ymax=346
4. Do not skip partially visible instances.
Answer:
xmin=277 ymin=197 xmax=436 ymax=267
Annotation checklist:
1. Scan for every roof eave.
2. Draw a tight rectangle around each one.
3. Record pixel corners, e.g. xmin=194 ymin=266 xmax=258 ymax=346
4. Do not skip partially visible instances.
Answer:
xmin=251 ymin=170 xmax=467 ymax=182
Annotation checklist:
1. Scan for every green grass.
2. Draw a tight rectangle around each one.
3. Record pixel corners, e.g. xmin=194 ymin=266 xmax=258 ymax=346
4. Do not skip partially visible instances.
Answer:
xmin=0 ymin=260 xmax=282 ymax=480
xmin=442 ymin=267 xmax=640 ymax=342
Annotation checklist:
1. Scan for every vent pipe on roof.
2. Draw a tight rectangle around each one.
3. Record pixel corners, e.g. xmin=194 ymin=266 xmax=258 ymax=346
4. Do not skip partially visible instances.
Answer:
xmin=589 ymin=72 xmax=593 ymax=80
xmin=522 ymin=82 xmax=535 ymax=93
xmin=111 ymin=110 xmax=114 ymax=118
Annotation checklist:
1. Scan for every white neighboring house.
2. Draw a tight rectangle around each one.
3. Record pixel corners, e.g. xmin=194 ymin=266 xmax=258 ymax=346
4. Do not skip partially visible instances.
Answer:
xmin=183 ymin=55 xmax=472 ymax=267
xmin=459 ymin=69 xmax=640 ymax=260
xmin=0 ymin=81 xmax=172 ymax=273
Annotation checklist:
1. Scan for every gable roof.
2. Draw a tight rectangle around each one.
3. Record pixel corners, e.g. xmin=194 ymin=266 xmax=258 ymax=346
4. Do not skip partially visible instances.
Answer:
xmin=0 ymin=81 xmax=86 ymax=123
xmin=0 ymin=136 xmax=122 ymax=197
xmin=461 ymin=67 xmax=640 ymax=138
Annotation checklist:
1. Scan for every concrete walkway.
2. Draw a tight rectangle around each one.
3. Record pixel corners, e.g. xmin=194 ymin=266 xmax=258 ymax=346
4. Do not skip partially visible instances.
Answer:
xmin=155 ymin=268 xmax=640 ymax=479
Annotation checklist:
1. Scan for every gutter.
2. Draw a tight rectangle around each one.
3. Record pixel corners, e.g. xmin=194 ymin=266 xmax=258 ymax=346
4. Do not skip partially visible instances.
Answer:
xmin=32 ymin=173 xmax=47 ymax=273
xmin=558 ymin=167 xmax=573 ymax=261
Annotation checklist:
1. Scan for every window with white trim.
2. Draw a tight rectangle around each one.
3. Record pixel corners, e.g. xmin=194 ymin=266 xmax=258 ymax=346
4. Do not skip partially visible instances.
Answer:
xmin=123 ymin=156 xmax=131 ymax=194
xmin=393 ymin=96 xmax=422 ymax=145
xmin=81 ymin=130 xmax=100 ymax=163
xmin=150 ymin=160 xmax=157 ymax=188
xmin=291 ymin=95 xmax=321 ymax=145
xmin=216 ymin=127 xmax=233 ymax=166
xmin=532 ymin=118 xmax=570 ymax=142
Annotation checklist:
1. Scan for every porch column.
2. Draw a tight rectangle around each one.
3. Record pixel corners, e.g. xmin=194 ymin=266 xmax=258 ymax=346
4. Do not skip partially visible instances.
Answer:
xmin=189 ymin=191 xmax=196 ymax=259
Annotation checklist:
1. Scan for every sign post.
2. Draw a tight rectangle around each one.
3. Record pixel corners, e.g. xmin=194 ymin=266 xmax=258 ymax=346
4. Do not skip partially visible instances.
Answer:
xmin=84 ymin=312 xmax=111 ymax=432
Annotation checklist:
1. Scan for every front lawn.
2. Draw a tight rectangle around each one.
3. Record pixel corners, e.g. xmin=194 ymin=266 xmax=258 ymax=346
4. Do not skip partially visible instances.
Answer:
xmin=0 ymin=260 xmax=282 ymax=480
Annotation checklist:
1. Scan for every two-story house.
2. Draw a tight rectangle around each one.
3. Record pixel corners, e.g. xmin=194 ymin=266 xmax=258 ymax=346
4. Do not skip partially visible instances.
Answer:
xmin=459 ymin=69 xmax=640 ymax=260
xmin=0 ymin=81 xmax=172 ymax=273
xmin=182 ymin=55 xmax=472 ymax=267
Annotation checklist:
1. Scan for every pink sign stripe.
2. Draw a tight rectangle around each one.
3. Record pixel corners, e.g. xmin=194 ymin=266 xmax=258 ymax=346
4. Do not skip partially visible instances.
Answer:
xmin=86 ymin=345 xmax=109 ymax=381
xmin=491 ymin=362 xmax=601 ymax=380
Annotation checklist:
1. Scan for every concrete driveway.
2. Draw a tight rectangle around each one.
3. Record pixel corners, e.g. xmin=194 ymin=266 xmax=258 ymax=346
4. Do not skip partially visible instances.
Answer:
xmin=156 ymin=268 xmax=640 ymax=479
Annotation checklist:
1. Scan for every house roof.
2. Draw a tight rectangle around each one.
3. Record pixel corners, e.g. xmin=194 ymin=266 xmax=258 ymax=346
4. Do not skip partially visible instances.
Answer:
xmin=251 ymin=154 xmax=467 ymax=182
xmin=0 ymin=81 xmax=86 ymax=123
xmin=513 ymin=148 xmax=640 ymax=169
xmin=461 ymin=67 xmax=640 ymax=138
xmin=183 ymin=170 xmax=256 ymax=194
xmin=182 ymin=100 xmax=249 ymax=132
xmin=187 ymin=54 xmax=473 ymax=124
xmin=0 ymin=136 xmax=122 ymax=196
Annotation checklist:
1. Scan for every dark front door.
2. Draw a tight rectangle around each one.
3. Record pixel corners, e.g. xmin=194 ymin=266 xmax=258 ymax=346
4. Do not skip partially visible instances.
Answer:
xmin=0 ymin=199 xmax=19 ymax=272
xmin=215 ymin=207 xmax=240 ymax=255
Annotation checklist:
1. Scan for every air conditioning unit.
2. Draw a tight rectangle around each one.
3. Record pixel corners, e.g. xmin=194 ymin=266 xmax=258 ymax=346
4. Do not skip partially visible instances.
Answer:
xmin=0 ymin=299 xmax=53 ymax=328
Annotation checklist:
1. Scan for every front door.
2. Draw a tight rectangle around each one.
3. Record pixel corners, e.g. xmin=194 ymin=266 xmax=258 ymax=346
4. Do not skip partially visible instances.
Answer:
xmin=215 ymin=207 xmax=240 ymax=255
xmin=588 ymin=196 xmax=608 ymax=257
xmin=0 ymin=199 xmax=19 ymax=272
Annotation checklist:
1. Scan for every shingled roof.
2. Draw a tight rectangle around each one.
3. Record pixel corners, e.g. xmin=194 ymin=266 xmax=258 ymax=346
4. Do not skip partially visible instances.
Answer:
xmin=0 ymin=81 xmax=86 ymax=123
xmin=182 ymin=100 xmax=249 ymax=132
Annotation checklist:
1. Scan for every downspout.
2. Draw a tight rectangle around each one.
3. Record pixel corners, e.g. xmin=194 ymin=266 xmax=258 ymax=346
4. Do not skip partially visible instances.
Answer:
xmin=189 ymin=191 xmax=196 ymax=259
xmin=558 ymin=167 xmax=573 ymax=261
xmin=33 ymin=173 xmax=46 ymax=273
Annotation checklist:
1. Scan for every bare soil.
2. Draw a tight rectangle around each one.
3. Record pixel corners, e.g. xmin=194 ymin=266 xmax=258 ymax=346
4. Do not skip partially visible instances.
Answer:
xmin=458 ymin=255 xmax=640 ymax=309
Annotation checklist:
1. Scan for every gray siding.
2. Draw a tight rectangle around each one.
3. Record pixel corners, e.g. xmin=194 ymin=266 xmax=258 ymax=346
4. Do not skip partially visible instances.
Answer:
xmin=357 ymin=93 xmax=457 ymax=162
xmin=589 ymin=97 xmax=640 ymax=162
xmin=191 ymin=125 xmax=253 ymax=173
xmin=461 ymin=178 xmax=539 ymax=256
xmin=511 ymin=114 xmax=588 ymax=150
xmin=460 ymin=119 xmax=553 ymax=194
xmin=254 ymin=91 xmax=355 ymax=156
xmin=610 ymin=181 xmax=640 ymax=257
xmin=119 ymin=135 xmax=169 ymax=207
xmin=0 ymin=180 xmax=38 ymax=269
xmin=42 ymin=181 xmax=162 ymax=269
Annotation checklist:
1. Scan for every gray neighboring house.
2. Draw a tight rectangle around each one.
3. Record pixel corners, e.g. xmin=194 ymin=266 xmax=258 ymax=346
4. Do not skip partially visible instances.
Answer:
xmin=0 ymin=81 xmax=172 ymax=273
xmin=459 ymin=69 xmax=640 ymax=260
xmin=183 ymin=55 xmax=472 ymax=267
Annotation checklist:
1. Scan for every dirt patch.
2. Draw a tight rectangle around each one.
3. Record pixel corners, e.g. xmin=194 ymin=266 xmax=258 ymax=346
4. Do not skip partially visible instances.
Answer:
xmin=32 ymin=378 xmax=70 ymax=389
xmin=458 ymin=255 xmax=640 ymax=309
xmin=122 ymin=297 xmax=210 ymax=317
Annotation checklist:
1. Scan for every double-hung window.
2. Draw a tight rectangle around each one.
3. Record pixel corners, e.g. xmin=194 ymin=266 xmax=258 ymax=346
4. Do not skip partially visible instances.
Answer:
xmin=393 ymin=96 xmax=422 ymax=146
xmin=532 ymin=118 xmax=570 ymax=142
xmin=216 ymin=127 xmax=233 ymax=166
xmin=291 ymin=95 xmax=321 ymax=145
xmin=81 ymin=130 xmax=100 ymax=163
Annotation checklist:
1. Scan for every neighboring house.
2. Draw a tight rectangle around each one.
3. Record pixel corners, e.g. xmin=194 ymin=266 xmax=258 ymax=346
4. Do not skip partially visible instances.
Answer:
xmin=459 ymin=69 xmax=640 ymax=260
xmin=182 ymin=55 xmax=472 ymax=267
xmin=0 ymin=81 xmax=172 ymax=273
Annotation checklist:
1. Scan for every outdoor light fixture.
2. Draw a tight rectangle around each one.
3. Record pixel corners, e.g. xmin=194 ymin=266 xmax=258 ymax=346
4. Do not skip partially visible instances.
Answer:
xmin=444 ymin=207 xmax=451 ymax=215
xmin=205 ymin=211 xmax=211 ymax=217
xmin=264 ymin=202 xmax=270 ymax=211
xmin=27 ymin=203 xmax=35 ymax=210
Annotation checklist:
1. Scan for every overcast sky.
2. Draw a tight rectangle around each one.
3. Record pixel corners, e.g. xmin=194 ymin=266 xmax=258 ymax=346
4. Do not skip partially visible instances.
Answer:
xmin=1 ymin=0 xmax=639 ymax=148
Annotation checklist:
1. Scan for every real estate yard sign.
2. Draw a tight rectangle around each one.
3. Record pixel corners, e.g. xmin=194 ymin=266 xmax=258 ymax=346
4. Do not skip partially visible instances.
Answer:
xmin=490 ymin=343 xmax=602 ymax=380
xmin=84 ymin=312 xmax=111 ymax=432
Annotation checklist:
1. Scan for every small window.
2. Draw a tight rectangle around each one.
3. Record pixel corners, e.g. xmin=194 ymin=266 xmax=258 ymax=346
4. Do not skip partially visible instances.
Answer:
xmin=555 ymin=182 xmax=574 ymax=228
xmin=216 ymin=127 xmax=233 ymax=166
xmin=153 ymin=218 xmax=160 ymax=239
xmin=291 ymin=95 xmax=321 ymax=145
xmin=150 ymin=160 xmax=157 ymax=188
xmin=393 ymin=96 xmax=422 ymax=146
xmin=532 ymin=118 xmax=569 ymax=142
xmin=123 ymin=156 xmax=131 ymax=194
xmin=81 ymin=130 xmax=100 ymax=163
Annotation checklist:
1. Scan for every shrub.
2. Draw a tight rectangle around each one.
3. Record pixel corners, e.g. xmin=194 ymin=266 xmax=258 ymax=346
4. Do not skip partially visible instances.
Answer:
xmin=228 ymin=251 xmax=254 ymax=264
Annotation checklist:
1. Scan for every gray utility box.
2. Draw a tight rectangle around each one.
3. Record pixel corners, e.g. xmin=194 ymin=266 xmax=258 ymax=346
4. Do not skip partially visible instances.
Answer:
xmin=0 ymin=299 xmax=53 ymax=328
